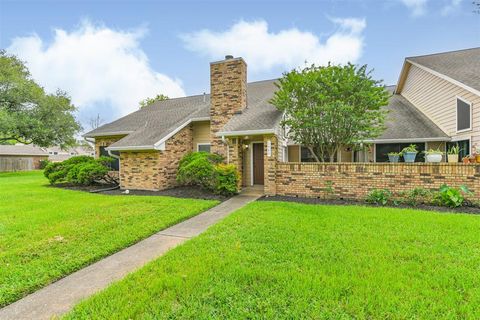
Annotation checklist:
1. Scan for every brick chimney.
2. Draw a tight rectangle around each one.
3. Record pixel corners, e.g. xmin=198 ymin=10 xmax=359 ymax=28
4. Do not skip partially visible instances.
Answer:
xmin=210 ymin=55 xmax=247 ymax=157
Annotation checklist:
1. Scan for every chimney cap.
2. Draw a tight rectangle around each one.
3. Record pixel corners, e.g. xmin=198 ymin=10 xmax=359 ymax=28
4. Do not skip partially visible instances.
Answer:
xmin=225 ymin=55 xmax=234 ymax=60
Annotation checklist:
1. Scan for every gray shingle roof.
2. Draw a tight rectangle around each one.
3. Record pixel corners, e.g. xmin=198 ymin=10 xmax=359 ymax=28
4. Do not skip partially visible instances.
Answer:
xmin=0 ymin=145 xmax=48 ymax=156
xmin=85 ymin=80 xmax=283 ymax=149
xmin=85 ymin=79 xmax=451 ymax=149
xmin=372 ymin=86 xmax=449 ymax=141
xmin=407 ymin=47 xmax=480 ymax=93
xmin=219 ymin=80 xmax=283 ymax=134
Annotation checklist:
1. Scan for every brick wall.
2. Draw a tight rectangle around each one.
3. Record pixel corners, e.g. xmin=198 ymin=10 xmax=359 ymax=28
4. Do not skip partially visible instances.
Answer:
xmin=94 ymin=136 xmax=125 ymax=157
xmin=269 ymin=162 xmax=480 ymax=201
xmin=119 ymin=125 xmax=193 ymax=190
xmin=210 ymin=57 xmax=247 ymax=158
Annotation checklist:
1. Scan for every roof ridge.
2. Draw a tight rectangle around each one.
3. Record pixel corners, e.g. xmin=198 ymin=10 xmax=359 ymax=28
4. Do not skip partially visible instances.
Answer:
xmin=406 ymin=47 xmax=480 ymax=60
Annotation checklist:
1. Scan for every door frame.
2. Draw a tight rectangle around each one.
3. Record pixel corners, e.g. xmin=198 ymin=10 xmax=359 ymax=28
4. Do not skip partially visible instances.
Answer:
xmin=250 ymin=141 xmax=264 ymax=186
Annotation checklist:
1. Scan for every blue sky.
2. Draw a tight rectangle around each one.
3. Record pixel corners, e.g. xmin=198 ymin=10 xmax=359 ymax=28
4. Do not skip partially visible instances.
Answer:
xmin=1 ymin=0 xmax=479 ymax=133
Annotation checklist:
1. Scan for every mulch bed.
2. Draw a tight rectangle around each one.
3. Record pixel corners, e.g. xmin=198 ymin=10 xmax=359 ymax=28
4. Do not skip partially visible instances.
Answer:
xmin=100 ymin=186 xmax=229 ymax=201
xmin=258 ymin=195 xmax=480 ymax=215
xmin=50 ymin=184 xmax=229 ymax=202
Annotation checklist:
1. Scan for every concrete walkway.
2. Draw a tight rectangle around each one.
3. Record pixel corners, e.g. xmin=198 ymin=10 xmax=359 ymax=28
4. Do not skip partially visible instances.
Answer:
xmin=0 ymin=192 xmax=261 ymax=320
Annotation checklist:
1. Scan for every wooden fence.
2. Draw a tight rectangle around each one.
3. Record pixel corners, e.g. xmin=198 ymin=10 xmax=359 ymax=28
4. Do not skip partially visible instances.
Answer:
xmin=0 ymin=157 xmax=34 ymax=172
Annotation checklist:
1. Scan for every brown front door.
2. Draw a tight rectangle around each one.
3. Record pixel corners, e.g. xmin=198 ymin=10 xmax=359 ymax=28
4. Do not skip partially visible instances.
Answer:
xmin=253 ymin=143 xmax=264 ymax=185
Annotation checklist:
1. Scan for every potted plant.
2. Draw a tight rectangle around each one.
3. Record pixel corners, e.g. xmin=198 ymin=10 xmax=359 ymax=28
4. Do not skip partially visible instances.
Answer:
xmin=424 ymin=149 xmax=443 ymax=163
xmin=387 ymin=152 xmax=401 ymax=163
xmin=469 ymin=154 xmax=476 ymax=163
xmin=401 ymin=144 xmax=418 ymax=163
xmin=447 ymin=145 xmax=460 ymax=163
xmin=463 ymin=155 xmax=471 ymax=164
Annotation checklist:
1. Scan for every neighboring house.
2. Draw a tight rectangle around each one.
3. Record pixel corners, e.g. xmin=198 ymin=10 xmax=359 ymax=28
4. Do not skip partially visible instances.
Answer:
xmin=0 ymin=145 xmax=49 ymax=172
xmin=84 ymin=48 xmax=479 ymax=191
xmin=46 ymin=146 xmax=95 ymax=163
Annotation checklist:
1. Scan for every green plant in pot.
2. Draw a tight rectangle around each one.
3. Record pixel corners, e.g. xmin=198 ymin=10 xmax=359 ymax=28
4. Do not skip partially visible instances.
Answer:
xmin=447 ymin=145 xmax=460 ymax=163
xmin=401 ymin=144 xmax=418 ymax=163
xmin=387 ymin=152 xmax=401 ymax=163
xmin=424 ymin=149 xmax=443 ymax=163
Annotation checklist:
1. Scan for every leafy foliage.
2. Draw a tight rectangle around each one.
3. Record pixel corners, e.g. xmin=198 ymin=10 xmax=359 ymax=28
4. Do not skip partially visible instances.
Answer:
xmin=177 ymin=152 xmax=238 ymax=196
xmin=433 ymin=184 xmax=472 ymax=208
xmin=398 ymin=187 xmax=433 ymax=206
xmin=44 ymin=155 xmax=117 ymax=185
xmin=0 ymin=50 xmax=81 ymax=147
xmin=139 ymin=94 xmax=169 ymax=108
xmin=38 ymin=159 xmax=50 ymax=169
xmin=271 ymin=63 xmax=390 ymax=162
xmin=365 ymin=189 xmax=392 ymax=206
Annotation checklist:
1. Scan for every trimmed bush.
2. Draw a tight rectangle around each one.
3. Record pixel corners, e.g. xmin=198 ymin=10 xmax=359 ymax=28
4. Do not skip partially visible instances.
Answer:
xmin=44 ymin=155 xmax=117 ymax=185
xmin=177 ymin=152 xmax=239 ymax=196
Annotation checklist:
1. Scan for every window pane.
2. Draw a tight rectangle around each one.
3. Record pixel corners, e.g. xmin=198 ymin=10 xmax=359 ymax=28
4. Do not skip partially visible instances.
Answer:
xmin=375 ymin=143 xmax=425 ymax=162
xmin=198 ymin=144 xmax=211 ymax=153
xmin=457 ymin=99 xmax=471 ymax=131
xmin=447 ymin=140 xmax=470 ymax=160
xmin=99 ymin=146 xmax=119 ymax=171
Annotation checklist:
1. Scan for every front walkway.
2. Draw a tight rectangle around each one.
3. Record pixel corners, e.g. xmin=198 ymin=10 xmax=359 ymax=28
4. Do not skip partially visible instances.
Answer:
xmin=0 ymin=192 xmax=262 ymax=320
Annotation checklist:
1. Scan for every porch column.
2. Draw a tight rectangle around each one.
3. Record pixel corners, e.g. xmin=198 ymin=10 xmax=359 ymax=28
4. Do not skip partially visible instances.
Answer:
xmin=264 ymin=135 xmax=277 ymax=196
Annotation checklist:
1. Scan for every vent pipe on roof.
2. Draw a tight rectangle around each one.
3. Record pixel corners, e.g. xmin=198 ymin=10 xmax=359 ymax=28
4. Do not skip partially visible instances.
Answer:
xmin=203 ymin=92 xmax=206 ymax=103
xmin=225 ymin=55 xmax=234 ymax=60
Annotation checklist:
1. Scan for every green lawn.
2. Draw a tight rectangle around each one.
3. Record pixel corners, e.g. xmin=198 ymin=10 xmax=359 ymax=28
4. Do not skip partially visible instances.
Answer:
xmin=0 ymin=171 xmax=218 ymax=307
xmin=66 ymin=201 xmax=480 ymax=319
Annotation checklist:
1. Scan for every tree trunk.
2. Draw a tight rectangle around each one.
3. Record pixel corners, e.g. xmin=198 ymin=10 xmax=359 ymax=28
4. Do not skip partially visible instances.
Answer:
xmin=308 ymin=146 xmax=321 ymax=162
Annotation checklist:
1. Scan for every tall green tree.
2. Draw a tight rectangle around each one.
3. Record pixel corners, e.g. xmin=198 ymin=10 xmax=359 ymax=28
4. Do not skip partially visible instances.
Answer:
xmin=271 ymin=63 xmax=390 ymax=162
xmin=139 ymin=94 xmax=169 ymax=108
xmin=0 ymin=50 xmax=81 ymax=147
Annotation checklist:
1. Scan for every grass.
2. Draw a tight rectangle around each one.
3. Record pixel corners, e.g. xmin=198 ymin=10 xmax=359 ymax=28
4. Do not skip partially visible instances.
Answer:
xmin=66 ymin=201 xmax=480 ymax=319
xmin=0 ymin=171 xmax=218 ymax=307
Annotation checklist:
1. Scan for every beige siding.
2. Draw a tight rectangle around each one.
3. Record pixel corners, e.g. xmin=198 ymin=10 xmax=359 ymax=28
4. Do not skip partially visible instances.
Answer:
xmin=401 ymin=64 xmax=480 ymax=151
xmin=191 ymin=121 xmax=210 ymax=151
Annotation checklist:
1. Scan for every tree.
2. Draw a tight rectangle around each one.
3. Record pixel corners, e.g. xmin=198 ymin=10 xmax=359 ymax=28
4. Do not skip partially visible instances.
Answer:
xmin=0 ymin=50 xmax=81 ymax=147
xmin=88 ymin=113 xmax=104 ymax=130
xmin=139 ymin=94 xmax=169 ymax=108
xmin=271 ymin=63 xmax=390 ymax=162
xmin=473 ymin=0 xmax=480 ymax=14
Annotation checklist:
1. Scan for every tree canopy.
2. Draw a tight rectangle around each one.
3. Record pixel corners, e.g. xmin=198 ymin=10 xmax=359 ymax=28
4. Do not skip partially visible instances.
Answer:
xmin=139 ymin=94 xmax=169 ymax=108
xmin=0 ymin=50 xmax=81 ymax=147
xmin=271 ymin=63 xmax=390 ymax=162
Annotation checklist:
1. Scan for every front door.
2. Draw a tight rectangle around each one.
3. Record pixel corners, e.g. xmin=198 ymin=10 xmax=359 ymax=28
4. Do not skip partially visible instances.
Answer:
xmin=253 ymin=143 xmax=264 ymax=185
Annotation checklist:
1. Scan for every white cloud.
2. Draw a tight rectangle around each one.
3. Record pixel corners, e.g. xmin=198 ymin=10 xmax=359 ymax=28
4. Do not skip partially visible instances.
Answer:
xmin=180 ymin=18 xmax=366 ymax=73
xmin=401 ymin=0 xmax=429 ymax=16
xmin=441 ymin=0 xmax=462 ymax=15
xmin=7 ymin=20 xmax=185 ymax=122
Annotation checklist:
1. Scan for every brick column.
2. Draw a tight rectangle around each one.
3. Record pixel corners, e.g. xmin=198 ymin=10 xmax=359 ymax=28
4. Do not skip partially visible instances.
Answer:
xmin=264 ymin=135 xmax=277 ymax=196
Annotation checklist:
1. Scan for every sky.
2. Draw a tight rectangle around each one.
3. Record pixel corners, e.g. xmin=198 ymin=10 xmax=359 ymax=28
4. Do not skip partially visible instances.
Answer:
xmin=1 ymin=0 xmax=479 ymax=135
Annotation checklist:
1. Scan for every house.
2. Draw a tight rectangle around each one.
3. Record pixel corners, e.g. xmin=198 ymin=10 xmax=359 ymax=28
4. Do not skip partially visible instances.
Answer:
xmin=0 ymin=145 xmax=49 ymax=172
xmin=84 ymin=48 xmax=479 ymax=191
xmin=46 ymin=146 xmax=95 ymax=163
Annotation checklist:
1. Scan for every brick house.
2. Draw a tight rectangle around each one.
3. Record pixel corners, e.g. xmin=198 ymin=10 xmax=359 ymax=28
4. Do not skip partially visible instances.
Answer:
xmin=84 ymin=48 xmax=479 ymax=193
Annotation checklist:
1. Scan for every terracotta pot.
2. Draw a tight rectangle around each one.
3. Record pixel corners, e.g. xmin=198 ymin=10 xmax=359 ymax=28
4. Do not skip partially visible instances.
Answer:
xmin=469 ymin=157 xmax=476 ymax=163
xmin=463 ymin=158 xmax=470 ymax=164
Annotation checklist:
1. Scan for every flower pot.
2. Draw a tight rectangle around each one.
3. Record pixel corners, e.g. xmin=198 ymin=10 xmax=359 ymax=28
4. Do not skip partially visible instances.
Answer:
xmin=463 ymin=157 xmax=470 ymax=164
xmin=476 ymin=155 xmax=480 ymax=163
xmin=388 ymin=155 xmax=400 ymax=163
xmin=426 ymin=154 xmax=442 ymax=163
xmin=470 ymin=157 xmax=476 ymax=163
xmin=403 ymin=152 xmax=417 ymax=163
xmin=447 ymin=154 xmax=458 ymax=163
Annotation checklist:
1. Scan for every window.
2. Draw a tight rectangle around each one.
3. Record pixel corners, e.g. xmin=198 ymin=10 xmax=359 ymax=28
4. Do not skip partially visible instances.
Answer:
xmin=99 ymin=146 xmax=119 ymax=171
xmin=375 ymin=143 xmax=426 ymax=162
xmin=447 ymin=139 xmax=470 ymax=160
xmin=300 ymin=146 xmax=337 ymax=162
xmin=457 ymin=97 xmax=472 ymax=132
xmin=197 ymin=143 xmax=211 ymax=153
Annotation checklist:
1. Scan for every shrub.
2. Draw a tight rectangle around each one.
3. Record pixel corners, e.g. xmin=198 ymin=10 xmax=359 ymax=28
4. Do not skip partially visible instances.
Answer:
xmin=177 ymin=152 xmax=218 ymax=190
xmin=399 ymin=187 xmax=433 ymax=206
xmin=365 ymin=189 xmax=392 ymax=206
xmin=76 ymin=162 xmax=109 ymax=185
xmin=433 ymin=184 xmax=472 ymax=208
xmin=43 ymin=155 xmax=116 ymax=185
xmin=177 ymin=152 xmax=238 ymax=196
xmin=214 ymin=164 xmax=239 ymax=196
xmin=39 ymin=159 xmax=50 ymax=169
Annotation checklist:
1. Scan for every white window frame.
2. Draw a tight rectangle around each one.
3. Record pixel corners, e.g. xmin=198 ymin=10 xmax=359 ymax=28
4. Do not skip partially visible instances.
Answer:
xmin=196 ymin=143 xmax=211 ymax=152
xmin=456 ymin=96 xmax=473 ymax=133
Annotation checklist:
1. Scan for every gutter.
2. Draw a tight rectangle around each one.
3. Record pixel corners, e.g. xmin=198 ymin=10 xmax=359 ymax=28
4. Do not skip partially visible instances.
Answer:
xmin=363 ymin=137 xmax=451 ymax=144
xmin=216 ymin=129 xmax=275 ymax=137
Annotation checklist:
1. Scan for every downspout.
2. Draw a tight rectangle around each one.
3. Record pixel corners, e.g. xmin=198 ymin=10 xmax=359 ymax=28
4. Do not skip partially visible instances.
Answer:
xmin=107 ymin=149 xmax=120 ymax=160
